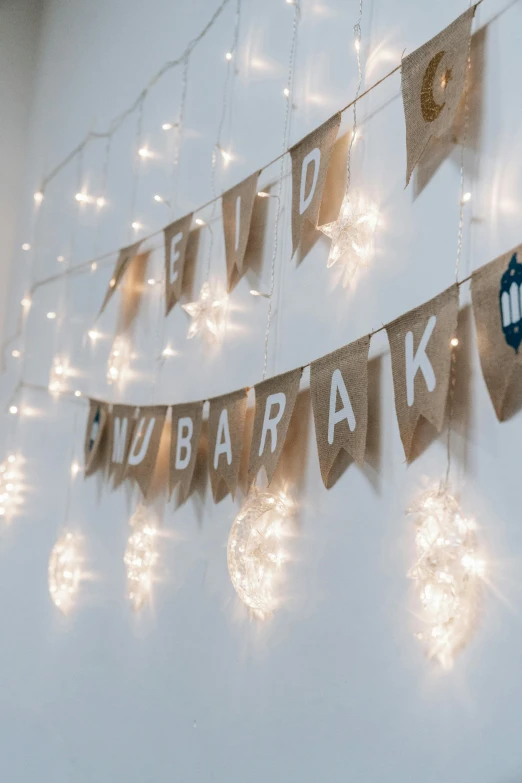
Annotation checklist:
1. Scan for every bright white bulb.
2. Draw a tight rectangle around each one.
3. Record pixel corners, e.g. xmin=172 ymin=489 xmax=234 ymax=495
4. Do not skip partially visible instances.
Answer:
xmin=147 ymin=278 xmax=156 ymax=286
xmin=162 ymin=122 xmax=173 ymax=130
xmin=49 ymin=356 xmax=68 ymax=396
xmin=11 ymin=350 xmax=20 ymax=358
xmin=354 ymin=38 xmax=361 ymax=52
xmin=195 ymin=217 xmax=205 ymax=226
xmin=57 ymin=255 xmax=65 ymax=263
xmin=48 ymin=531 xmax=82 ymax=613
xmin=138 ymin=147 xmax=153 ymax=159
xmin=462 ymin=192 xmax=471 ymax=203
xmin=107 ymin=335 xmax=128 ymax=385
xmin=46 ymin=312 xmax=56 ymax=320
xmin=225 ymin=51 xmax=233 ymax=61
xmin=283 ymin=87 xmax=290 ymax=97
xmin=257 ymin=191 xmax=270 ymax=198
xmin=451 ymin=337 xmax=459 ymax=347
xmin=91 ymin=262 xmax=98 ymax=271
xmin=88 ymin=329 xmax=100 ymax=341
xmin=96 ymin=196 xmax=106 ymax=207
xmin=7 ymin=456 xmax=15 ymax=464
xmin=124 ymin=507 xmax=158 ymax=611
xmin=162 ymin=346 xmax=175 ymax=358
xmin=153 ymin=194 xmax=163 ymax=203
xmin=9 ymin=406 xmax=18 ymax=415
xmin=21 ymin=297 xmax=31 ymax=308
xmin=33 ymin=191 xmax=43 ymax=203
xmin=22 ymin=243 xmax=31 ymax=251
xmin=70 ymin=460 xmax=80 ymax=477
xmin=74 ymin=390 xmax=81 ymax=397
xmin=220 ymin=149 xmax=232 ymax=164
xmin=131 ymin=221 xmax=142 ymax=231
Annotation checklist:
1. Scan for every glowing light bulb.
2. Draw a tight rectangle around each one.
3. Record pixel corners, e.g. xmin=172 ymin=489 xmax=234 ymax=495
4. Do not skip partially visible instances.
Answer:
xmin=408 ymin=487 xmax=486 ymax=670
xmin=107 ymin=335 xmax=129 ymax=385
xmin=75 ymin=192 xmax=92 ymax=203
xmin=462 ymin=192 xmax=471 ymax=203
xmin=355 ymin=38 xmax=361 ymax=52
xmin=153 ymin=194 xmax=163 ymax=203
xmin=195 ymin=217 xmax=205 ymax=226
xmin=182 ymin=281 xmax=228 ymax=341
xmin=225 ymin=51 xmax=233 ymax=61
xmin=131 ymin=221 xmax=142 ymax=231
xmin=451 ymin=337 xmax=459 ymax=347
xmin=48 ymin=531 xmax=82 ymax=613
xmin=124 ymin=506 xmax=158 ymax=611
xmin=161 ymin=345 xmax=176 ymax=358
xmin=46 ymin=311 xmax=57 ymax=320
xmin=96 ymin=196 xmax=106 ymax=207
xmin=74 ymin=390 xmax=82 ymax=397
xmin=22 ymin=243 xmax=31 ymax=251
xmin=9 ymin=406 xmax=18 ymax=415
xmin=0 ymin=455 xmax=23 ymax=521
xmin=227 ymin=489 xmax=291 ymax=617
xmin=49 ymin=356 xmax=69 ymax=396
xmin=88 ymin=329 xmax=100 ymax=342
xmin=70 ymin=460 xmax=80 ymax=477
xmin=21 ymin=297 xmax=31 ymax=308
xmin=138 ymin=147 xmax=153 ymax=159
xmin=7 ymin=455 xmax=16 ymax=464
xmin=250 ymin=289 xmax=270 ymax=298
xmin=33 ymin=191 xmax=43 ymax=204
xmin=162 ymin=122 xmax=173 ymax=130
xmin=57 ymin=255 xmax=65 ymax=263
xmin=219 ymin=148 xmax=232 ymax=164
xmin=257 ymin=191 xmax=270 ymax=198
xmin=147 ymin=278 xmax=156 ymax=286
xmin=91 ymin=262 xmax=98 ymax=271
xmin=283 ymin=87 xmax=290 ymax=97
xmin=11 ymin=350 xmax=20 ymax=358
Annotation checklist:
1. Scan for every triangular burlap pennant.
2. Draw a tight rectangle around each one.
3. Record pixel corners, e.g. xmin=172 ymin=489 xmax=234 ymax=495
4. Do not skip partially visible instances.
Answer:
xmin=164 ymin=213 xmax=193 ymax=315
xmin=471 ymin=245 xmax=522 ymax=420
xmin=124 ymin=405 xmax=167 ymax=497
xmin=289 ymin=113 xmax=341 ymax=254
xmin=100 ymin=240 xmax=142 ymax=314
xmin=402 ymin=5 xmax=476 ymax=186
xmin=222 ymin=172 xmax=260 ymax=291
xmin=106 ymin=404 xmax=137 ymax=487
xmin=310 ymin=335 xmax=370 ymax=485
xmin=169 ymin=401 xmax=204 ymax=500
xmin=386 ymin=285 xmax=459 ymax=459
xmin=248 ymin=368 xmax=302 ymax=485
xmin=207 ymin=389 xmax=247 ymax=501
xmin=84 ymin=399 xmax=109 ymax=478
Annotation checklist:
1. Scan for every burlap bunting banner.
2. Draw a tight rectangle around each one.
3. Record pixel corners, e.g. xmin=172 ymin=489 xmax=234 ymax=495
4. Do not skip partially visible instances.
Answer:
xmin=402 ymin=5 xmax=476 ymax=186
xmin=106 ymin=404 xmax=137 ymax=487
xmin=124 ymin=405 xmax=167 ymax=497
xmin=169 ymin=401 xmax=204 ymax=501
xmin=222 ymin=172 xmax=260 ymax=291
xmin=471 ymin=245 xmax=522 ymax=420
xmin=207 ymin=389 xmax=247 ymax=501
xmin=164 ymin=213 xmax=193 ymax=315
xmin=248 ymin=368 xmax=302 ymax=485
xmin=310 ymin=335 xmax=370 ymax=485
xmin=387 ymin=285 xmax=459 ymax=459
xmin=84 ymin=399 xmax=109 ymax=477
xmin=290 ymin=113 xmax=341 ymax=254
xmin=100 ymin=240 xmax=142 ymax=314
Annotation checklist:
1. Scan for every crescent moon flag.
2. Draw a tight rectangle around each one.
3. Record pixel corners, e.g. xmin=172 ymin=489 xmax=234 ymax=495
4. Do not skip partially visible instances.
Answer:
xmin=401 ymin=6 xmax=476 ymax=186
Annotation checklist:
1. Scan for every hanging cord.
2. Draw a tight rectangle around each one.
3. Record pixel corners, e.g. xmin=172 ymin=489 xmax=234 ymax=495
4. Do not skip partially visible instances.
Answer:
xmin=127 ymin=96 xmax=146 ymax=244
xmin=262 ymin=0 xmax=300 ymax=380
xmin=443 ymin=25 xmax=473 ymax=492
xmin=346 ymin=0 xmax=364 ymax=190
xmin=170 ymin=54 xmax=190 ymax=215
xmin=93 ymin=135 xmax=113 ymax=258
xmin=63 ymin=406 xmax=81 ymax=528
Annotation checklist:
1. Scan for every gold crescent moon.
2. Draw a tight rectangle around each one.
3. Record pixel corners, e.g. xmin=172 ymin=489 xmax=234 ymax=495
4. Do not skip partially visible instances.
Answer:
xmin=420 ymin=50 xmax=446 ymax=123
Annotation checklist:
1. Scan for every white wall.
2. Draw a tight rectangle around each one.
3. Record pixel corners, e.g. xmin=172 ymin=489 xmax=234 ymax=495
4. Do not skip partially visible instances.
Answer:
xmin=1 ymin=0 xmax=522 ymax=780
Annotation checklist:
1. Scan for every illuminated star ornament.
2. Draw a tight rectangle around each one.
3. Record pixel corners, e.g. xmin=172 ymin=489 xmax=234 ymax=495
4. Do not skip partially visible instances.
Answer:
xmin=408 ymin=486 xmax=486 ymax=670
xmin=319 ymin=192 xmax=379 ymax=288
xmin=182 ymin=281 xmax=228 ymax=340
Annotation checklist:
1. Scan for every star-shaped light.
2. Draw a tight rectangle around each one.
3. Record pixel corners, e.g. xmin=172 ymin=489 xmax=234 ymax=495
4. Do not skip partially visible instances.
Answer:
xmin=319 ymin=192 xmax=379 ymax=288
xmin=182 ymin=281 xmax=228 ymax=340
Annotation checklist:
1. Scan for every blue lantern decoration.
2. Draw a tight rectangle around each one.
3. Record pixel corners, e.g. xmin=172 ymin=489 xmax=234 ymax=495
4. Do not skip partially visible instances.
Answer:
xmin=499 ymin=252 xmax=522 ymax=353
xmin=89 ymin=406 xmax=101 ymax=453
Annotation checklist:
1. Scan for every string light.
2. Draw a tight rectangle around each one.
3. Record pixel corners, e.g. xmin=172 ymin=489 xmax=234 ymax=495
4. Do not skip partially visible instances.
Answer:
xmin=48 ymin=531 xmax=82 ymax=613
xmin=161 ymin=345 xmax=176 ymax=358
xmin=408 ymin=487 xmax=486 ymax=670
xmin=131 ymin=221 xmax=142 ymax=231
xmin=227 ymin=489 xmax=291 ymax=617
xmin=46 ymin=311 xmax=57 ymax=320
xmin=195 ymin=217 xmax=205 ymax=226
xmin=107 ymin=335 xmax=129 ymax=385
xmin=162 ymin=122 xmax=173 ymax=131
xmin=124 ymin=506 xmax=158 ymax=611
xmin=250 ymin=289 xmax=270 ymax=298
xmin=257 ymin=191 xmax=270 ymax=198
xmin=147 ymin=278 xmax=156 ymax=286
xmin=49 ymin=356 xmax=69 ymax=396
xmin=283 ymin=87 xmax=290 ymax=97
xmin=88 ymin=329 xmax=100 ymax=342
xmin=451 ymin=337 xmax=459 ymax=347
xmin=96 ymin=196 xmax=106 ymax=207
xmin=57 ymin=255 xmax=65 ymax=263
xmin=153 ymin=194 xmax=164 ymax=203
xmin=462 ymin=192 xmax=471 ymax=203
xmin=75 ymin=192 xmax=93 ymax=203
xmin=74 ymin=390 xmax=82 ymax=397
xmin=138 ymin=147 xmax=153 ymax=159
xmin=11 ymin=350 xmax=20 ymax=358
xmin=182 ymin=281 xmax=228 ymax=340
xmin=218 ymin=146 xmax=233 ymax=164
xmin=33 ymin=191 xmax=43 ymax=204
xmin=21 ymin=297 xmax=31 ymax=308
xmin=91 ymin=262 xmax=98 ymax=271
xmin=22 ymin=243 xmax=31 ymax=251
xmin=9 ymin=405 xmax=18 ymax=415
xmin=225 ymin=51 xmax=233 ymax=61
xmin=0 ymin=454 xmax=23 ymax=520
xmin=70 ymin=460 xmax=80 ymax=477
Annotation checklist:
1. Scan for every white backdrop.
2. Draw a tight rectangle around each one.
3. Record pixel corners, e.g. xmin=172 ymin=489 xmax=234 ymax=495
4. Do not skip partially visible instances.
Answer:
xmin=2 ymin=0 xmax=522 ymax=780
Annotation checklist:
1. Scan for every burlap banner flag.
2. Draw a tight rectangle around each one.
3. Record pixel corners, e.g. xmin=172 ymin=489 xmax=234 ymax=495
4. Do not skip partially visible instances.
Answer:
xmin=164 ymin=213 xmax=193 ymax=315
xmin=248 ymin=368 xmax=302 ymax=485
xmin=222 ymin=172 xmax=260 ymax=291
xmin=387 ymin=285 xmax=459 ymax=459
xmin=100 ymin=240 xmax=142 ymax=314
xmin=84 ymin=399 xmax=109 ymax=477
xmin=169 ymin=401 xmax=204 ymax=501
xmin=207 ymin=389 xmax=248 ymax=501
xmin=471 ymin=245 xmax=522 ymax=420
xmin=106 ymin=403 xmax=136 ymax=487
xmin=401 ymin=5 xmax=476 ymax=186
xmin=290 ymin=113 xmax=341 ymax=254
xmin=310 ymin=335 xmax=370 ymax=486
xmin=124 ymin=405 xmax=167 ymax=497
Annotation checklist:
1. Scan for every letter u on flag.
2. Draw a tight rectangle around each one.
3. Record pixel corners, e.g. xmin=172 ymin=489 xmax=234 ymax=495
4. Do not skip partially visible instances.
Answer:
xmin=386 ymin=285 xmax=458 ymax=459
xmin=289 ymin=113 xmax=341 ymax=255
xmin=248 ymin=368 xmax=302 ymax=486
xmin=169 ymin=401 xmax=204 ymax=501
xmin=310 ymin=336 xmax=370 ymax=486
xmin=124 ymin=405 xmax=168 ymax=497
